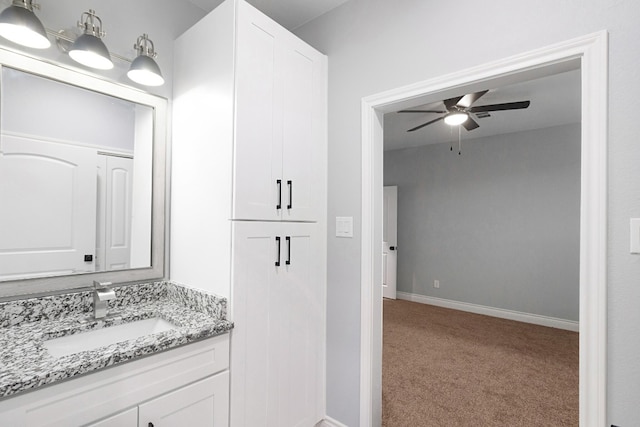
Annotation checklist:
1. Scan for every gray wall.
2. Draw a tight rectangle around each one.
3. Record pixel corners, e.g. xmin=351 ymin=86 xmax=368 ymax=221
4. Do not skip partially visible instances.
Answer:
xmin=384 ymin=124 xmax=580 ymax=321
xmin=295 ymin=1 xmax=640 ymax=425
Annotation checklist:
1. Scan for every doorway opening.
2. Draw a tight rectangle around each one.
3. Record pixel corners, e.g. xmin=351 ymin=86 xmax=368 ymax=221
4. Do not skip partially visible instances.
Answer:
xmin=360 ymin=32 xmax=607 ymax=426
xmin=381 ymin=63 xmax=581 ymax=422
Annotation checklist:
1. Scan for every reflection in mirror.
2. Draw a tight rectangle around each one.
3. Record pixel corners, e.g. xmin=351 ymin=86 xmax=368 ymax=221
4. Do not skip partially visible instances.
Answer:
xmin=0 ymin=67 xmax=153 ymax=282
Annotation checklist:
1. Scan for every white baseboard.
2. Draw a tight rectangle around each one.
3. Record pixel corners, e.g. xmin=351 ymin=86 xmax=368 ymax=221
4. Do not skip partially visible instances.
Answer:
xmin=395 ymin=291 xmax=579 ymax=332
xmin=319 ymin=416 xmax=350 ymax=427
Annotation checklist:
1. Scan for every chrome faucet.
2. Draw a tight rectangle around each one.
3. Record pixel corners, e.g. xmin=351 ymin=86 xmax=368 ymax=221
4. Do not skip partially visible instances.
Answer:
xmin=93 ymin=281 xmax=116 ymax=320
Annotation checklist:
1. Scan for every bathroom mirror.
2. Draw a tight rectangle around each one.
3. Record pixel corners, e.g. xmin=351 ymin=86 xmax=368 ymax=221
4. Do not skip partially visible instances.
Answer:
xmin=0 ymin=48 xmax=167 ymax=298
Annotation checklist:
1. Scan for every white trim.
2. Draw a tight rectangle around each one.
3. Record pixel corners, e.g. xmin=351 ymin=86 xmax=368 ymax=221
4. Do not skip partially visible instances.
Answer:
xmin=361 ymin=31 xmax=607 ymax=427
xmin=319 ymin=416 xmax=350 ymax=427
xmin=396 ymin=292 xmax=579 ymax=332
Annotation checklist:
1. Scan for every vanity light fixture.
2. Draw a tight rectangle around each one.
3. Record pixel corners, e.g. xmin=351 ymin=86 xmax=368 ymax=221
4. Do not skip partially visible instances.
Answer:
xmin=127 ymin=34 xmax=164 ymax=87
xmin=68 ymin=9 xmax=113 ymax=70
xmin=0 ymin=5 xmax=165 ymax=87
xmin=443 ymin=111 xmax=469 ymax=126
xmin=0 ymin=0 xmax=50 ymax=49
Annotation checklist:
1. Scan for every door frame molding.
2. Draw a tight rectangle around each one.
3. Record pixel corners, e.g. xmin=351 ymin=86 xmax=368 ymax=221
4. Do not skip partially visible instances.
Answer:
xmin=360 ymin=31 xmax=608 ymax=426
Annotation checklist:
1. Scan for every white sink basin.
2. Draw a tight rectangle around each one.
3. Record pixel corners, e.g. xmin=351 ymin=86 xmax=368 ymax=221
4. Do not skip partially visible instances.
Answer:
xmin=43 ymin=317 xmax=178 ymax=358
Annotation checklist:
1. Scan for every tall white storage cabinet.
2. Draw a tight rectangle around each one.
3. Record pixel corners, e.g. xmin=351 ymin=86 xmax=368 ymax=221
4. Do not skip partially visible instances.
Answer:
xmin=171 ymin=0 xmax=327 ymax=426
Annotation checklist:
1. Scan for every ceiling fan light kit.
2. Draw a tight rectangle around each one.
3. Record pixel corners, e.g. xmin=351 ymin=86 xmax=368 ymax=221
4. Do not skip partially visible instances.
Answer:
xmin=444 ymin=111 xmax=469 ymax=126
xmin=399 ymin=89 xmax=531 ymax=133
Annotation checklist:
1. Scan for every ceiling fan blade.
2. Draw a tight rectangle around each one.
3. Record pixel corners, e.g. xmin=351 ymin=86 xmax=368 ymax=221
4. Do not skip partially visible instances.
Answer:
xmin=407 ymin=116 xmax=444 ymax=132
xmin=468 ymin=100 xmax=531 ymax=113
xmin=462 ymin=116 xmax=480 ymax=131
xmin=398 ymin=109 xmax=447 ymax=114
xmin=457 ymin=90 xmax=489 ymax=108
xmin=443 ymin=96 xmax=463 ymax=110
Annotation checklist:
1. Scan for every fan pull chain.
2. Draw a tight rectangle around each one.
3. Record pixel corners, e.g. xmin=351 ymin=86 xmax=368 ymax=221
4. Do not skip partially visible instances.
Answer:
xmin=450 ymin=126 xmax=453 ymax=151
xmin=458 ymin=126 xmax=462 ymax=155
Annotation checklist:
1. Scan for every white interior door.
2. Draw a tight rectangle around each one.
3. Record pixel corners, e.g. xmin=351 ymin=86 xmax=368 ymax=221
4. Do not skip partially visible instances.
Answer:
xmin=0 ymin=135 xmax=97 ymax=279
xmin=383 ymin=186 xmax=397 ymax=299
xmin=103 ymin=155 xmax=134 ymax=271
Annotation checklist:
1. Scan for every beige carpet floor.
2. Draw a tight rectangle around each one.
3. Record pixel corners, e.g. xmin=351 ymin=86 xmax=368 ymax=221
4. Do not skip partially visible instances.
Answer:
xmin=382 ymin=299 xmax=578 ymax=427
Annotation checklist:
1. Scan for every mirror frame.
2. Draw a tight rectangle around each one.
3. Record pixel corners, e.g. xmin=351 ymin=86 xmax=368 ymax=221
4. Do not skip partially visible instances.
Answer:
xmin=0 ymin=47 xmax=167 ymax=299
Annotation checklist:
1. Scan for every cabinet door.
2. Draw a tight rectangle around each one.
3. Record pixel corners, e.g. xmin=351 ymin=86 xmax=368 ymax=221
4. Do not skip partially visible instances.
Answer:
xmin=139 ymin=372 xmax=229 ymax=427
xmin=230 ymin=221 xmax=282 ymax=427
xmin=280 ymin=37 xmax=326 ymax=222
xmin=277 ymin=223 xmax=323 ymax=426
xmin=230 ymin=222 xmax=322 ymax=427
xmin=233 ymin=2 xmax=283 ymax=221
xmin=87 ymin=407 xmax=137 ymax=427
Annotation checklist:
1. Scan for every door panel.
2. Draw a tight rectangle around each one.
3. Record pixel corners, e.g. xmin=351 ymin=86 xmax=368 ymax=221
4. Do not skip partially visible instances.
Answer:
xmin=279 ymin=223 xmax=321 ymax=426
xmin=281 ymin=44 xmax=315 ymax=221
xmin=139 ymin=373 xmax=229 ymax=427
xmin=0 ymin=135 xmax=97 ymax=279
xmin=383 ymin=186 xmax=398 ymax=299
xmin=230 ymin=222 xmax=322 ymax=427
xmin=87 ymin=407 xmax=137 ymax=427
xmin=230 ymin=221 xmax=281 ymax=427
xmin=233 ymin=4 xmax=282 ymax=220
xmin=104 ymin=156 xmax=133 ymax=270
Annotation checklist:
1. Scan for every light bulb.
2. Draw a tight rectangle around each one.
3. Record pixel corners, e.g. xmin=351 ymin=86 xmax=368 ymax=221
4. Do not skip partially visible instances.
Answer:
xmin=444 ymin=112 xmax=469 ymax=126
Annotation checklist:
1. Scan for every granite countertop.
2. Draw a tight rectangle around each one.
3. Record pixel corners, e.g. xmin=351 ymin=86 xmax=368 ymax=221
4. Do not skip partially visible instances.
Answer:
xmin=0 ymin=281 xmax=233 ymax=399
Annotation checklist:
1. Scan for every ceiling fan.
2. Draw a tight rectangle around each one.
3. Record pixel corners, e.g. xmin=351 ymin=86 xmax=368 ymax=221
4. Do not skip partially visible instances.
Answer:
xmin=398 ymin=90 xmax=531 ymax=132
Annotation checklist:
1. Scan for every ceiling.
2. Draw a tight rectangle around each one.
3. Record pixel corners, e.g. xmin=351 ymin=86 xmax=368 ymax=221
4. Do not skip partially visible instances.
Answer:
xmin=184 ymin=0 xmax=349 ymax=30
xmin=384 ymin=69 xmax=581 ymax=152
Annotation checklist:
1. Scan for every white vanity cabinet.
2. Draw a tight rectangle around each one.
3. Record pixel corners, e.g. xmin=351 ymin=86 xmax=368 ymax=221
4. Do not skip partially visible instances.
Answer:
xmin=88 ymin=373 xmax=230 ymax=427
xmin=0 ymin=335 xmax=230 ymax=427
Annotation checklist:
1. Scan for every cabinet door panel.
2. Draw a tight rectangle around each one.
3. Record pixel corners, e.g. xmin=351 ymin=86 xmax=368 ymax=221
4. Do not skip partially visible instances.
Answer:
xmin=139 ymin=372 xmax=229 ymax=427
xmin=233 ymin=3 xmax=283 ymax=221
xmin=230 ymin=221 xmax=281 ymax=427
xmin=231 ymin=222 xmax=322 ymax=427
xmin=279 ymin=44 xmax=322 ymax=220
xmin=279 ymin=223 xmax=322 ymax=426
xmin=87 ymin=407 xmax=137 ymax=427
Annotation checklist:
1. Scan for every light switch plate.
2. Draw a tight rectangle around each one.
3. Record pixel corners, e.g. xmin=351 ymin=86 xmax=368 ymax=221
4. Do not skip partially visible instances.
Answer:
xmin=631 ymin=218 xmax=640 ymax=254
xmin=336 ymin=216 xmax=354 ymax=238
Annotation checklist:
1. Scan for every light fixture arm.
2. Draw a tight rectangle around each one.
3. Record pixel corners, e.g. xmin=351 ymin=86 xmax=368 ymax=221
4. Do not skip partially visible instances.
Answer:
xmin=77 ymin=9 xmax=105 ymax=38
xmin=134 ymin=34 xmax=157 ymax=58
xmin=11 ymin=0 xmax=39 ymax=12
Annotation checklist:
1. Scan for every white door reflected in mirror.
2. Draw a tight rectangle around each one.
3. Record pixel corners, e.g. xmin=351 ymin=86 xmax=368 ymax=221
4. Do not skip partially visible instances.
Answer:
xmin=0 ymin=67 xmax=153 ymax=282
